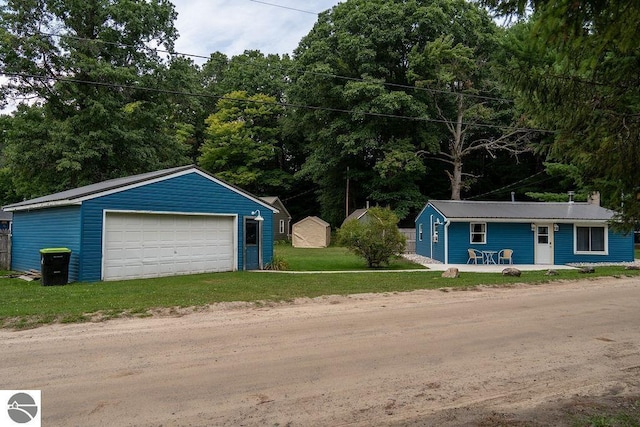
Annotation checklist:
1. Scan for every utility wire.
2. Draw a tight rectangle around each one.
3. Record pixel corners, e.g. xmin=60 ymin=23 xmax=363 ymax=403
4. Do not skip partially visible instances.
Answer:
xmin=28 ymin=31 xmax=516 ymax=104
xmin=466 ymin=171 xmax=555 ymax=200
xmin=0 ymin=70 xmax=557 ymax=133
xmin=247 ymin=0 xmax=319 ymax=15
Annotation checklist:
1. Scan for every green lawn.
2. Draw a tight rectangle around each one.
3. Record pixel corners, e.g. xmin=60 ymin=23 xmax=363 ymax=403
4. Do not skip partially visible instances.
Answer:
xmin=273 ymin=244 xmax=423 ymax=270
xmin=1 ymin=247 xmax=639 ymax=329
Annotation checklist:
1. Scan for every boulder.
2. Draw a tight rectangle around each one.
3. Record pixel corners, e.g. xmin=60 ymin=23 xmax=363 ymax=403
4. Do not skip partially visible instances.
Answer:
xmin=545 ymin=269 xmax=559 ymax=276
xmin=441 ymin=268 xmax=460 ymax=278
xmin=502 ymin=267 xmax=521 ymax=277
xmin=579 ymin=267 xmax=595 ymax=274
xmin=625 ymin=265 xmax=640 ymax=270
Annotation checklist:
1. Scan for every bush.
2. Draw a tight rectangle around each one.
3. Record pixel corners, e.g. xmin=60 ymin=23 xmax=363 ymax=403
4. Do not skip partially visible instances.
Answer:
xmin=336 ymin=206 xmax=406 ymax=268
xmin=264 ymin=254 xmax=289 ymax=271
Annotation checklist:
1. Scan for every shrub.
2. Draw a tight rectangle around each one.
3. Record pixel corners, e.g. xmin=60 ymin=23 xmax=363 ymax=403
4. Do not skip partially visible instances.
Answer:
xmin=336 ymin=206 xmax=406 ymax=268
xmin=264 ymin=254 xmax=289 ymax=271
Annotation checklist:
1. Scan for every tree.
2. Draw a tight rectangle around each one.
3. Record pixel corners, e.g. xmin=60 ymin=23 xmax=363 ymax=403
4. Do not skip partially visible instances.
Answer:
xmin=198 ymin=91 xmax=292 ymax=196
xmin=288 ymin=0 xmax=516 ymax=224
xmin=0 ymin=0 xmax=188 ymax=198
xmin=337 ymin=206 xmax=406 ymax=268
xmin=484 ymin=1 xmax=640 ymax=230
xmin=409 ymin=34 xmax=533 ymax=200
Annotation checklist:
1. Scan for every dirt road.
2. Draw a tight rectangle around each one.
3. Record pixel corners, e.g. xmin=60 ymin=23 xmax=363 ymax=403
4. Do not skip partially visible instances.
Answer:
xmin=2 ymin=277 xmax=639 ymax=426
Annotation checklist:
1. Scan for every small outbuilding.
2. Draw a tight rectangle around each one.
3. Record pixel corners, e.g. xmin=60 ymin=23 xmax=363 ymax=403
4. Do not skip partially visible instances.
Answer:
xmin=292 ymin=216 xmax=331 ymax=248
xmin=260 ymin=196 xmax=292 ymax=241
xmin=3 ymin=165 xmax=278 ymax=282
xmin=341 ymin=208 xmax=370 ymax=227
xmin=415 ymin=199 xmax=634 ymax=265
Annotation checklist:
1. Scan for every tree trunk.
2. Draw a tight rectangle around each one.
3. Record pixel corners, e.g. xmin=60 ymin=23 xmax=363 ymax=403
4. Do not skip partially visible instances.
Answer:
xmin=450 ymin=158 xmax=463 ymax=200
xmin=449 ymin=94 xmax=465 ymax=200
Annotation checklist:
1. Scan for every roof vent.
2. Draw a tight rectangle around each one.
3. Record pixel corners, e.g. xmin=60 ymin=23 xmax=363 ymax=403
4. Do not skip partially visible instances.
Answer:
xmin=568 ymin=191 xmax=575 ymax=203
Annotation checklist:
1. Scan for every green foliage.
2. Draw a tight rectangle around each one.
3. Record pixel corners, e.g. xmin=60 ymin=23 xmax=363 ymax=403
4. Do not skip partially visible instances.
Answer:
xmin=264 ymin=254 xmax=289 ymax=271
xmin=198 ymin=91 xmax=293 ymax=195
xmin=492 ymin=2 xmax=640 ymax=230
xmin=336 ymin=207 xmax=406 ymax=268
xmin=0 ymin=0 xmax=189 ymax=199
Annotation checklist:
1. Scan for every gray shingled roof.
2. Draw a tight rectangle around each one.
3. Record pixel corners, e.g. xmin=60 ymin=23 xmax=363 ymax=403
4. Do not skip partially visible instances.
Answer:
xmin=429 ymin=200 xmax=616 ymax=221
xmin=4 ymin=165 xmax=194 ymax=210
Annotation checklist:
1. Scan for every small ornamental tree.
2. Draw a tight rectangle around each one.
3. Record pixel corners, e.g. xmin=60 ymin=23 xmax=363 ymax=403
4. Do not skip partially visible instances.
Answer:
xmin=337 ymin=207 xmax=406 ymax=268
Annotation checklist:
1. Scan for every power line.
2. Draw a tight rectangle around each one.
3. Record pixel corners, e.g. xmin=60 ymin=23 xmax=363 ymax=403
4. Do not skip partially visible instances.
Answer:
xmin=247 ymin=0 xmax=319 ymax=15
xmin=28 ymin=31 xmax=516 ymax=105
xmin=466 ymin=171 xmax=555 ymax=200
xmin=0 ymin=70 xmax=557 ymax=133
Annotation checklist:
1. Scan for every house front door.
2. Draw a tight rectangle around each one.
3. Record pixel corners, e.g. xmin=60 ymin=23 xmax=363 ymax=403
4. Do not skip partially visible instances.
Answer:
xmin=535 ymin=224 xmax=553 ymax=264
xmin=244 ymin=218 xmax=261 ymax=270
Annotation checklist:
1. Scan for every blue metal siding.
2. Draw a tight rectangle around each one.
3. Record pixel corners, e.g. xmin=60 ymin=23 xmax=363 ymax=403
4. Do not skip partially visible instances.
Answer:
xmin=11 ymin=206 xmax=81 ymax=281
xmin=446 ymin=222 xmax=536 ymax=264
xmin=415 ymin=205 xmax=446 ymax=262
xmin=79 ymin=172 xmax=273 ymax=281
xmin=554 ymin=225 xmax=634 ymax=264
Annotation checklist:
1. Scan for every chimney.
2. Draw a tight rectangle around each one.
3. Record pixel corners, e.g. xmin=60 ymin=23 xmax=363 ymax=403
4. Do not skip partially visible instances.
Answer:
xmin=366 ymin=200 xmax=370 ymax=209
xmin=511 ymin=191 xmax=515 ymax=202
xmin=568 ymin=191 xmax=575 ymax=203
xmin=588 ymin=191 xmax=600 ymax=206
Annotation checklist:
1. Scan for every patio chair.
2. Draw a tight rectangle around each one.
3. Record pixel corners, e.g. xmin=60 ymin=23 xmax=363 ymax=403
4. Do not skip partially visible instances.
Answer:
xmin=498 ymin=249 xmax=513 ymax=264
xmin=467 ymin=248 xmax=482 ymax=264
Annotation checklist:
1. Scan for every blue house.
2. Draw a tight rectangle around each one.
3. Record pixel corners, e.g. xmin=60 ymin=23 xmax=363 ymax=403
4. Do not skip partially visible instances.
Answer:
xmin=3 ymin=165 xmax=278 ymax=282
xmin=415 ymin=199 xmax=634 ymax=265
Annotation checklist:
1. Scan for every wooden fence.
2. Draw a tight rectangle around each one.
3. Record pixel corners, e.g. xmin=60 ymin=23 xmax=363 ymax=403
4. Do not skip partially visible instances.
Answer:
xmin=0 ymin=231 xmax=10 ymax=270
xmin=399 ymin=228 xmax=416 ymax=253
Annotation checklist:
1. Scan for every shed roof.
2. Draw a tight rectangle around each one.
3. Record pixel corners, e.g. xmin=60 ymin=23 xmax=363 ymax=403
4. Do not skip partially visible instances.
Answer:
xmin=342 ymin=208 xmax=368 ymax=226
xmin=428 ymin=200 xmax=616 ymax=222
xmin=4 ymin=165 xmax=278 ymax=213
xmin=294 ymin=216 xmax=330 ymax=227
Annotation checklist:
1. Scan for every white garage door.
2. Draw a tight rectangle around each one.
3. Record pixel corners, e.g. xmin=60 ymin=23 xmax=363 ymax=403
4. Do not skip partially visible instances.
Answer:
xmin=103 ymin=212 xmax=235 ymax=280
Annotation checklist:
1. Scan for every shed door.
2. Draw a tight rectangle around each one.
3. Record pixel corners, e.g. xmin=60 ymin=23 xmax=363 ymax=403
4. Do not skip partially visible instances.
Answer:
xmin=103 ymin=212 xmax=235 ymax=280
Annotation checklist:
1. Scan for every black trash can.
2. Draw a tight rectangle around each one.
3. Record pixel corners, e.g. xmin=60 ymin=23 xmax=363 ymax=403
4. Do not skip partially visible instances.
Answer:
xmin=40 ymin=248 xmax=72 ymax=286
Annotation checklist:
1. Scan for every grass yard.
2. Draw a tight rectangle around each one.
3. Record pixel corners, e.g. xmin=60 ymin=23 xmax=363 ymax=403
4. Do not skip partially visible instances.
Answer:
xmin=1 ymin=245 xmax=639 ymax=329
xmin=273 ymin=244 xmax=423 ymax=270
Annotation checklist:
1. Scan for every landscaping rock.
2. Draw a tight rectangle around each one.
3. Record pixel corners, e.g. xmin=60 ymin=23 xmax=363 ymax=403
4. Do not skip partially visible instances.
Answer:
xmin=545 ymin=269 xmax=559 ymax=276
xmin=441 ymin=268 xmax=459 ymax=278
xmin=502 ymin=267 xmax=521 ymax=277
xmin=625 ymin=265 xmax=640 ymax=270
xmin=579 ymin=267 xmax=595 ymax=274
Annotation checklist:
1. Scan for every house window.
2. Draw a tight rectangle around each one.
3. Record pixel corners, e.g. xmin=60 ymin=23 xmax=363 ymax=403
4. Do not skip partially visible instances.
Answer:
xmin=575 ymin=225 xmax=607 ymax=254
xmin=470 ymin=223 xmax=486 ymax=244
xmin=418 ymin=223 xmax=423 ymax=242
xmin=279 ymin=219 xmax=285 ymax=234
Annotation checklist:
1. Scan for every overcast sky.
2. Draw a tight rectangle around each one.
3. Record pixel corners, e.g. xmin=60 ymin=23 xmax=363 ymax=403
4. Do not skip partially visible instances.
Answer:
xmin=172 ymin=0 xmax=342 ymax=62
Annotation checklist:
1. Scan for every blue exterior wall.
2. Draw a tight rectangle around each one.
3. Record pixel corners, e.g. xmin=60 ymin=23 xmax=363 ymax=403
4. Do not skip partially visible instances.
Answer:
xmin=415 ymin=202 xmax=634 ymax=264
xmin=553 ymin=223 xmax=634 ymax=263
xmin=11 ymin=171 xmax=273 ymax=282
xmin=79 ymin=172 xmax=273 ymax=282
xmin=446 ymin=222 xmax=535 ymax=264
xmin=415 ymin=205 xmax=446 ymax=262
xmin=11 ymin=206 xmax=82 ymax=282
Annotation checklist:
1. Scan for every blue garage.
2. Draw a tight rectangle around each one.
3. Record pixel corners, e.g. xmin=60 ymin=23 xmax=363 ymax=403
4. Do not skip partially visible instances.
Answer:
xmin=4 ymin=165 xmax=277 ymax=282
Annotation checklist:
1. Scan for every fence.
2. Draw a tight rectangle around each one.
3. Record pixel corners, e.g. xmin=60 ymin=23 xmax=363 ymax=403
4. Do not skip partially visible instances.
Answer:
xmin=0 ymin=231 xmax=10 ymax=270
xmin=399 ymin=228 xmax=416 ymax=253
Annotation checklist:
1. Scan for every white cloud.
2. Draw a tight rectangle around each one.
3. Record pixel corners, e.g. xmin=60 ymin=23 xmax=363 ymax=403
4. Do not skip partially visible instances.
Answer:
xmin=172 ymin=0 xmax=341 ymax=62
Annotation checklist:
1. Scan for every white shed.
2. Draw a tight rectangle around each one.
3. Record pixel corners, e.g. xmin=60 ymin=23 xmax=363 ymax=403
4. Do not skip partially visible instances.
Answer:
xmin=292 ymin=216 xmax=331 ymax=248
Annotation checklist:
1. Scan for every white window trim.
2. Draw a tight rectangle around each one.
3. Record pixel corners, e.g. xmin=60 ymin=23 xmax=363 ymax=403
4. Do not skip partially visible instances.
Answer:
xmin=470 ymin=222 xmax=487 ymax=245
xmin=574 ymin=223 xmax=608 ymax=255
xmin=279 ymin=219 xmax=285 ymax=234
xmin=418 ymin=223 xmax=423 ymax=242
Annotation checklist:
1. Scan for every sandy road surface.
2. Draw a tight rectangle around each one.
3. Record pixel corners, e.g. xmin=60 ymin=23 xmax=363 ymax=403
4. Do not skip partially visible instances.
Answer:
xmin=1 ymin=277 xmax=640 ymax=426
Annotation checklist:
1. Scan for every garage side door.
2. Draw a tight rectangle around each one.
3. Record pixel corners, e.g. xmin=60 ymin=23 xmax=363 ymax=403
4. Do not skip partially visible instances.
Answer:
xmin=103 ymin=212 xmax=235 ymax=280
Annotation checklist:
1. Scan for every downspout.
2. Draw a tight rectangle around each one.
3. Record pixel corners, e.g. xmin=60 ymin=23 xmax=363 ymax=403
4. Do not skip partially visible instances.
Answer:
xmin=444 ymin=219 xmax=451 ymax=264
xmin=429 ymin=214 xmax=433 ymax=258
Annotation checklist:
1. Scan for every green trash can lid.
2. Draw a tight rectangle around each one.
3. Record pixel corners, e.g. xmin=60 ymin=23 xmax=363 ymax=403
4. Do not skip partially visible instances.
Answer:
xmin=40 ymin=247 xmax=72 ymax=253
